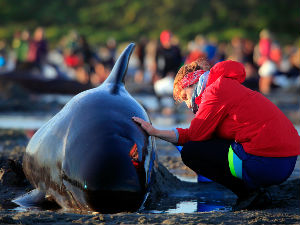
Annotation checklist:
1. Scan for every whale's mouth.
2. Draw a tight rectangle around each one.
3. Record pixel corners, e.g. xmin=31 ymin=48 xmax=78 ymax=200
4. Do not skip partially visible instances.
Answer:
xmin=84 ymin=189 xmax=144 ymax=213
xmin=83 ymin=142 xmax=147 ymax=213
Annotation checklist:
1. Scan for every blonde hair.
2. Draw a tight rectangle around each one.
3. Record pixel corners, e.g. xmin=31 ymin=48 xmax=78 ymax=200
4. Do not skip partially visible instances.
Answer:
xmin=173 ymin=57 xmax=210 ymax=103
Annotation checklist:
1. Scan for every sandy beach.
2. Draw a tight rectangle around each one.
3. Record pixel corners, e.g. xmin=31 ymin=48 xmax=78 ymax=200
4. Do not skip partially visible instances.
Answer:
xmin=0 ymin=128 xmax=299 ymax=224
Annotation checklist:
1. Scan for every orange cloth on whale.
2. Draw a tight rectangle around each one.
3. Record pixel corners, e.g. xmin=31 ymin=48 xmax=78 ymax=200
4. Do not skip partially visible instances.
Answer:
xmin=176 ymin=60 xmax=300 ymax=157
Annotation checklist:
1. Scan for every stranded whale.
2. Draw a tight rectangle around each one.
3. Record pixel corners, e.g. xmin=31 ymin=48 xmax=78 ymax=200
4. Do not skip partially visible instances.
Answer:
xmin=14 ymin=43 xmax=157 ymax=213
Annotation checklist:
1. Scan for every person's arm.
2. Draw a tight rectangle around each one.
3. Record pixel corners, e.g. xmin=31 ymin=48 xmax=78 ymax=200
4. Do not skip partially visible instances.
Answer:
xmin=176 ymin=79 xmax=230 ymax=145
xmin=132 ymin=117 xmax=178 ymax=144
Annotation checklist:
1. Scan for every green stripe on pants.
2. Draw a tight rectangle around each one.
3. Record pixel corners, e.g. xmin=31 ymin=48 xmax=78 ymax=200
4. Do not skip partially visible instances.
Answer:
xmin=228 ymin=145 xmax=237 ymax=178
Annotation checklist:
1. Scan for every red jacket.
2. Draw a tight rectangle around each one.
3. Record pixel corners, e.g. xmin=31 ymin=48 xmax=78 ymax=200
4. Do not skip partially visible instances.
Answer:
xmin=177 ymin=60 xmax=300 ymax=157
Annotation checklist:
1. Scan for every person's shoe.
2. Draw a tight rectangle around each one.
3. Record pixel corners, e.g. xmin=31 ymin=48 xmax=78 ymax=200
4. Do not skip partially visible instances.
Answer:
xmin=232 ymin=189 xmax=272 ymax=211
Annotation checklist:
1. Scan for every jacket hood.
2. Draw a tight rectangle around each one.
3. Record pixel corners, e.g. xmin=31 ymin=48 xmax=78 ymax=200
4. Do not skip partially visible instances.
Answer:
xmin=206 ymin=60 xmax=246 ymax=87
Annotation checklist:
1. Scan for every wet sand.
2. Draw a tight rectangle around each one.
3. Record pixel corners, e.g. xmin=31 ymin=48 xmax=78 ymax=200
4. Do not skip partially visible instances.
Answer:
xmin=0 ymin=129 xmax=299 ymax=225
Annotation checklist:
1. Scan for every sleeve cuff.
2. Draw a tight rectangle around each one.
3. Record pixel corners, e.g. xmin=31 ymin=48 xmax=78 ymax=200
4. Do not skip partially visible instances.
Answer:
xmin=172 ymin=128 xmax=179 ymax=143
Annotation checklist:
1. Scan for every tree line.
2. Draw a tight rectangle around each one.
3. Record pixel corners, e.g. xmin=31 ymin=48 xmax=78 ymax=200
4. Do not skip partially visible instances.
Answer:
xmin=0 ymin=0 xmax=299 ymax=45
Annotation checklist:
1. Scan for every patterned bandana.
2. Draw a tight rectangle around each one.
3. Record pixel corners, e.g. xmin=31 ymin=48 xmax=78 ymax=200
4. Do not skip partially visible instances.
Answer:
xmin=191 ymin=71 xmax=210 ymax=114
xmin=179 ymin=70 xmax=206 ymax=90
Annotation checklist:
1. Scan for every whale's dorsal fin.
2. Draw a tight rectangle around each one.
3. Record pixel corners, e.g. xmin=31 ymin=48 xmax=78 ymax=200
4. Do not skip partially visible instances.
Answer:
xmin=103 ymin=43 xmax=135 ymax=94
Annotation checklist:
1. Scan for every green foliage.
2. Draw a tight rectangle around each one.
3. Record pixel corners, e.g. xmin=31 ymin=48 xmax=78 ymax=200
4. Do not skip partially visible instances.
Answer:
xmin=0 ymin=0 xmax=299 ymax=45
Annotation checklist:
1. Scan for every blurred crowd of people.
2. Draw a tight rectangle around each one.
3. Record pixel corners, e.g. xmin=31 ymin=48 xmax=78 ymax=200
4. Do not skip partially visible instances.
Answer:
xmin=0 ymin=27 xmax=48 ymax=74
xmin=0 ymin=28 xmax=299 ymax=96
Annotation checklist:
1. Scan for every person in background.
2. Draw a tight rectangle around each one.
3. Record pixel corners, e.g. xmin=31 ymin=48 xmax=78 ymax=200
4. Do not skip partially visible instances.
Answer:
xmin=106 ymin=38 xmax=117 ymax=64
xmin=227 ymin=36 xmax=244 ymax=62
xmin=75 ymin=35 xmax=94 ymax=72
xmin=14 ymin=30 xmax=30 ymax=69
xmin=154 ymin=30 xmax=182 ymax=82
xmin=97 ymin=45 xmax=115 ymax=71
xmin=289 ymin=41 xmax=300 ymax=78
xmin=90 ymin=62 xmax=111 ymax=86
xmin=242 ymin=39 xmax=259 ymax=90
xmin=0 ymin=40 xmax=7 ymax=71
xmin=185 ymin=40 xmax=207 ymax=64
xmin=73 ymin=35 xmax=96 ymax=84
xmin=203 ymin=36 xmax=218 ymax=65
xmin=136 ymin=37 xmax=148 ymax=70
xmin=153 ymin=30 xmax=182 ymax=114
xmin=132 ymin=59 xmax=300 ymax=210
xmin=255 ymin=29 xmax=279 ymax=94
xmin=27 ymin=27 xmax=48 ymax=71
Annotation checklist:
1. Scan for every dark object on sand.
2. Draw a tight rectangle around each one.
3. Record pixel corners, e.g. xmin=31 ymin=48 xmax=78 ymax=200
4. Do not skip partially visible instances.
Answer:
xmin=13 ymin=43 xmax=158 ymax=213
xmin=0 ymin=70 xmax=93 ymax=95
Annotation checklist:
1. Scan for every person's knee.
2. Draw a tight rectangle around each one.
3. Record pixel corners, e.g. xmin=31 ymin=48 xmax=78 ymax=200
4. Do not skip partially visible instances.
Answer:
xmin=180 ymin=141 xmax=196 ymax=166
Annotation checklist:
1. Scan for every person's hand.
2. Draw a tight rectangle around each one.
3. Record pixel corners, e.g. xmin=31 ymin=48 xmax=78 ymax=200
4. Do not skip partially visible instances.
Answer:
xmin=133 ymin=117 xmax=178 ymax=143
xmin=132 ymin=117 xmax=157 ymax=136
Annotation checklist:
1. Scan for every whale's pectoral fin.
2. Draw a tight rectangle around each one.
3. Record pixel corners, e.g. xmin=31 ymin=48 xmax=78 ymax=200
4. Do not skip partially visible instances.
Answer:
xmin=12 ymin=189 xmax=46 ymax=207
xmin=12 ymin=189 xmax=59 ymax=209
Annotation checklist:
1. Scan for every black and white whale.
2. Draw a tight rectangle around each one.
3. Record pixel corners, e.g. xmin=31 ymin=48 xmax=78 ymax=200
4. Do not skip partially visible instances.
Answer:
xmin=14 ymin=43 xmax=157 ymax=213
